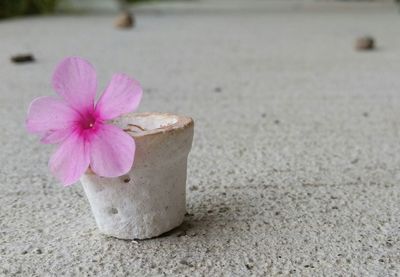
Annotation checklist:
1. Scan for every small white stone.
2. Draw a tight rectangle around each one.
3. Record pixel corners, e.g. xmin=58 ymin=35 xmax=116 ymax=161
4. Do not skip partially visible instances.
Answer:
xmin=81 ymin=112 xmax=194 ymax=239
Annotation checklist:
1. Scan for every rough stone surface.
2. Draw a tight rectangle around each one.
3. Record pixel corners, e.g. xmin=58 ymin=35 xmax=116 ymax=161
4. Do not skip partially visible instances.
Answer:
xmin=1 ymin=0 xmax=400 ymax=276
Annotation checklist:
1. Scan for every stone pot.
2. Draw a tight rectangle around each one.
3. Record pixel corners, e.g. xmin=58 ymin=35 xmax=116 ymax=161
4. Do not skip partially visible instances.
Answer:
xmin=80 ymin=112 xmax=194 ymax=239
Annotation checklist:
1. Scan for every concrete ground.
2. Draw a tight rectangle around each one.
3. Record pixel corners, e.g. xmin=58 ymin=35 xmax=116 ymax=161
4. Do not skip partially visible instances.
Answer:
xmin=1 ymin=0 xmax=400 ymax=276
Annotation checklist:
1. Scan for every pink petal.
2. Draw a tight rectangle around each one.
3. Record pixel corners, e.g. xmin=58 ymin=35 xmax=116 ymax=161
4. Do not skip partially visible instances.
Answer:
xmin=26 ymin=96 xmax=80 ymax=134
xmin=40 ymin=126 xmax=76 ymax=144
xmin=89 ymin=124 xmax=135 ymax=177
xmin=49 ymin=130 xmax=90 ymax=186
xmin=52 ymin=57 xmax=97 ymax=112
xmin=95 ymin=73 xmax=142 ymax=120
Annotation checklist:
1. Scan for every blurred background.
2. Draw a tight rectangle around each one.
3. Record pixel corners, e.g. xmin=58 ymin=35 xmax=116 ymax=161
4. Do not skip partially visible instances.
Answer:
xmin=0 ymin=0 xmax=145 ymax=18
xmin=0 ymin=0 xmax=398 ymax=19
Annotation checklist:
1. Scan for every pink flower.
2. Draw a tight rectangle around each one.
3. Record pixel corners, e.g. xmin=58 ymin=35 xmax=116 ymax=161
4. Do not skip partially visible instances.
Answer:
xmin=26 ymin=57 xmax=142 ymax=186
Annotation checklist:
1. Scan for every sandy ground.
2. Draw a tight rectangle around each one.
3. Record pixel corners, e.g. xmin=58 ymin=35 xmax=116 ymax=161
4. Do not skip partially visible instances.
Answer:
xmin=1 ymin=0 xmax=400 ymax=276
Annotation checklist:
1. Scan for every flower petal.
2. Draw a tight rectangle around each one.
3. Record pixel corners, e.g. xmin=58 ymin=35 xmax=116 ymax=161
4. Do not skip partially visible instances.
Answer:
xmin=89 ymin=124 xmax=135 ymax=177
xmin=26 ymin=96 xmax=80 ymax=135
xmin=40 ymin=126 xmax=77 ymax=144
xmin=52 ymin=57 xmax=97 ymax=112
xmin=49 ymin=130 xmax=90 ymax=186
xmin=95 ymin=73 xmax=142 ymax=120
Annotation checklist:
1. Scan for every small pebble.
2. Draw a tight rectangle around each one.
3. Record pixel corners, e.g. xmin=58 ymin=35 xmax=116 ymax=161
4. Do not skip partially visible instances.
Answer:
xmin=214 ymin=87 xmax=222 ymax=93
xmin=114 ymin=12 xmax=134 ymax=29
xmin=355 ymin=36 xmax=375 ymax=51
xmin=350 ymin=158 xmax=359 ymax=164
xmin=179 ymin=259 xmax=193 ymax=267
xmin=11 ymin=54 xmax=35 ymax=63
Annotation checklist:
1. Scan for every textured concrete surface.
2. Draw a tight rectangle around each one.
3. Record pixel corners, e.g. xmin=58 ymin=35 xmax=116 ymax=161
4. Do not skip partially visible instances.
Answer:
xmin=1 ymin=0 xmax=400 ymax=276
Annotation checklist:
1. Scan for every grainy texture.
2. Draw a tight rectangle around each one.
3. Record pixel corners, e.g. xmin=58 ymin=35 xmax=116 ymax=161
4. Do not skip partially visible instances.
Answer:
xmin=1 ymin=0 xmax=400 ymax=276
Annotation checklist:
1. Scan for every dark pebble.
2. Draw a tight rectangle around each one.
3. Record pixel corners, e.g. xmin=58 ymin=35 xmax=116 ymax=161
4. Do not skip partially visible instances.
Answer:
xmin=355 ymin=36 xmax=375 ymax=50
xmin=11 ymin=54 xmax=35 ymax=63
xmin=114 ymin=12 xmax=134 ymax=29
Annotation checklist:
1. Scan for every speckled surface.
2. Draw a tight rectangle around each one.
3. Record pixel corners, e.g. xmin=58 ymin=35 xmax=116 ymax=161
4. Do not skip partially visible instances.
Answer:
xmin=1 ymin=0 xmax=400 ymax=276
